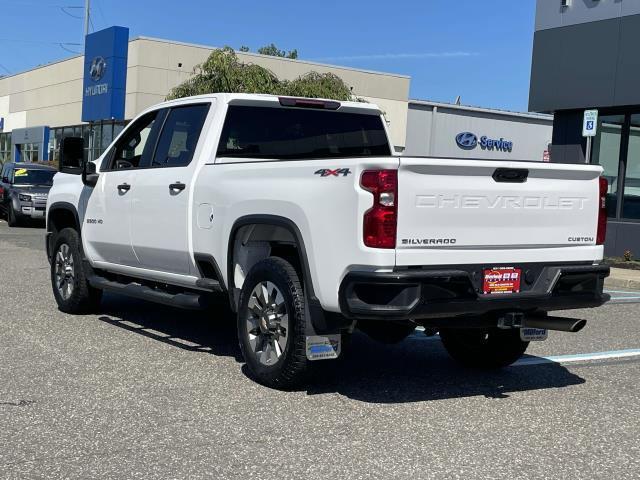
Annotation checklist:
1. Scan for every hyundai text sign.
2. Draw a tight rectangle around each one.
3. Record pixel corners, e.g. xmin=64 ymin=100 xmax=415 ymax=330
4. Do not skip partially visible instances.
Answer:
xmin=81 ymin=26 xmax=129 ymax=122
xmin=582 ymin=110 xmax=598 ymax=137
xmin=455 ymin=132 xmax=513 ymax=152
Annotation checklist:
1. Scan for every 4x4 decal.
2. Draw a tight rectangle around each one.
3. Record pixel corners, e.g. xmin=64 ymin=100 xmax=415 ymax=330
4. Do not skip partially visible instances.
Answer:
xmin=315 ymin=168 xmax=352 ymax=177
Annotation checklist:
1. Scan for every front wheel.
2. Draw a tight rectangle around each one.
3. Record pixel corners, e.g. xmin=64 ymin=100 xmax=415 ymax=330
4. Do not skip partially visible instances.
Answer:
xmin=7 ymin=205 xmax=19 ymax=227
xmin=237 ymin=257 xmax=309 ymax=389
xmin=51 ymin=228 xmax=102 ymax=314
xmin=440 ymin=328 xmax=529 ymax=369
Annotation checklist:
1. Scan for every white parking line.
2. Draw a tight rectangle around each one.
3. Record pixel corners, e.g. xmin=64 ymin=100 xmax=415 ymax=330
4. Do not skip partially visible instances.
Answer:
xmin=411 ymin=328 xmax=640 ymax=366
xmin=513 ymin=349 xmax=640 ymax=367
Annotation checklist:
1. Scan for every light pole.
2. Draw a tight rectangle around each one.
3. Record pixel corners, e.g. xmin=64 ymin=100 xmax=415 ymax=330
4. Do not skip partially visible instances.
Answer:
xmin=84 ymin=0 xmax=92 ymax=160
xmin=84 ymin=0 xmax=91 ymax=43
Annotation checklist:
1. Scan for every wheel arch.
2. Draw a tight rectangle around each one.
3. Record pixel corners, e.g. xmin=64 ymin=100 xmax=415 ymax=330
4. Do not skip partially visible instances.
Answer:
xmin=47 ymin=202 xmax=81 ymax=233
xmin=226 ymin=215 xmax=316 ymax=311
xmin=47 ymin=202 xmax=81 ymax=261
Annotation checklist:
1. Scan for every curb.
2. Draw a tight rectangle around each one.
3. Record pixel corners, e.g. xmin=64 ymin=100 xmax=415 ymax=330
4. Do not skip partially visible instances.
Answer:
xmin=605 ymin=277 xmax=640 ymax=291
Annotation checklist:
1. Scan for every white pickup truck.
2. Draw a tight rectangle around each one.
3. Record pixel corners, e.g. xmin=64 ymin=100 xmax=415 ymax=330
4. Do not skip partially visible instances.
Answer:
xmin=47 ymin=93 xmax=610 ymax=388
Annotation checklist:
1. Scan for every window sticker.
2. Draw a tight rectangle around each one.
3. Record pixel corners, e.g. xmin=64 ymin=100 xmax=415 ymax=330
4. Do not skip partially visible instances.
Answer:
xmin=14 ymin=169 xmax=28 ymax=177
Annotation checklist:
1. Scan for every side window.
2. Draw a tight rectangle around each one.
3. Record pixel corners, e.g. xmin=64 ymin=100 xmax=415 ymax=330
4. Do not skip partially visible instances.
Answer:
xmin=107 ymin=111 xmax=159 ymax=170
xmin=151 ymin=104 xmax=209 ymax=168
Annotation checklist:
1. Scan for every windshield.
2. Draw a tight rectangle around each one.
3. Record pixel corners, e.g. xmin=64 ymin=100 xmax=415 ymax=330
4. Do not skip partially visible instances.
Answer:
xmin=13 ymin=168 xmax=56 ymax=185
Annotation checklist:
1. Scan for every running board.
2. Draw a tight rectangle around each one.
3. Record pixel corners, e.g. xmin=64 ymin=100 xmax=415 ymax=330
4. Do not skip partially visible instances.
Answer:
xmin=88 ymin=275 xmax=209 ymax=310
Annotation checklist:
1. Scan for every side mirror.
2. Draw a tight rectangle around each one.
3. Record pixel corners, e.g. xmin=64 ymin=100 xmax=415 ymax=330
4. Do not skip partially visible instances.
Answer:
xmin=60 ymin=137 xmax=85 ymax=174
xmin=82 ymin=161 xmax=99 ymax=187
xmin=1 ymin=176 xmax=8 ymax=183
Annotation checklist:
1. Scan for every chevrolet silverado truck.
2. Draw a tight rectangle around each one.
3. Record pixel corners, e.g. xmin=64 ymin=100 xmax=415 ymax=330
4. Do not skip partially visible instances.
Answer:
xmin=46 ymin=93 xmax=610 ymax=388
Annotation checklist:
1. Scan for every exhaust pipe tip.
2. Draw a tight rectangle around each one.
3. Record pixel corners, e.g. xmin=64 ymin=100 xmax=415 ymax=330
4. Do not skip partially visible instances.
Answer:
xmin=524 ymin=316 xmax=587 ymax=333
xmin=570 ymin=319 xmax=587 ymax=333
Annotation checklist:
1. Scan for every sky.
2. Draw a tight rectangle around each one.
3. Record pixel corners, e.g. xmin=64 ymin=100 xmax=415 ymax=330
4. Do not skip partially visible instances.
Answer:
xmin=0 ymin=0 xmax=537 ymax=112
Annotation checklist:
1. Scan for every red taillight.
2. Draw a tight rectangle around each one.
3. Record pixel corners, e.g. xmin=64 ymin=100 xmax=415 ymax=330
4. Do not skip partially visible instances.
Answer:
xmin=361 ymin=170 xmax=397 ymax=249
xmin=597 ymin=176 xmax=608 ymax=245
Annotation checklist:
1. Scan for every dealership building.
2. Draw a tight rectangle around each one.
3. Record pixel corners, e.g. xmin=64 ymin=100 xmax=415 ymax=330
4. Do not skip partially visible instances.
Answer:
xmin=530 ymin=0 xmax=640 ymax=255
xmin=0 ymin=31 xmax=411 ymax=163
xmin=405 ymin=99 xmax=552 ymax=161
xmin=0 ymin=27 xmax=554 ymax=170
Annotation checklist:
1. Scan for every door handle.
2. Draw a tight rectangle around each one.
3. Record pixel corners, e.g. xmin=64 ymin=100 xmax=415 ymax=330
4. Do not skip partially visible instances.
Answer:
xmin=117 ymin=183 xmax=131 ymax=192
xmin=169 ymin=182 xmax=186 ymax=192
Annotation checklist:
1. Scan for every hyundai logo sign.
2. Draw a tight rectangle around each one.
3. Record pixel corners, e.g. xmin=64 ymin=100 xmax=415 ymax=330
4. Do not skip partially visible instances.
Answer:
xmin=456 ymin=132 xmax=478 ymax=150
xmin=89 ymin=56 xmax=107 ymax=82
xmin=85 ymin=56 xmax=109 ymax=98
xmin=82 ymin=26 xmax=129 ymax=122
xmin=456 ymin=132 xmax=514 ymax=152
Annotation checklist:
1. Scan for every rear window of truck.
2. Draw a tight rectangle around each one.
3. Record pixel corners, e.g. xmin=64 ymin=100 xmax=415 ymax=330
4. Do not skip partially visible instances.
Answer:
xmin=216 ymin=105 xmax=391 ymax=160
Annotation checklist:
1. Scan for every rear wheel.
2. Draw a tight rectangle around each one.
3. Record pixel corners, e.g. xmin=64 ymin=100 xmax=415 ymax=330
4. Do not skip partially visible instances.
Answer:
xmin=237 ymin=257 xmax=309 ymax=389
xmin=440 ymin=328 xmax=529 ymax=369
xmin=51 ymin=228 xmax=102 ymax=314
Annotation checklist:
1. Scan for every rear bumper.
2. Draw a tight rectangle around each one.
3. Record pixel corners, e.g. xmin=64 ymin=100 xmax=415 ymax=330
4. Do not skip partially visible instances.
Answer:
xmin=339 ymin=264 xmax=610 ymax=321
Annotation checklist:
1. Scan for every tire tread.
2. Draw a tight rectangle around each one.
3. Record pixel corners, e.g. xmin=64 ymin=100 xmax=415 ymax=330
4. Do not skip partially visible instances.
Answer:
xmin=238 ymin=256 xmax=309 ymax=389
xmin=51 ymin=228 xmax=102 ymax=314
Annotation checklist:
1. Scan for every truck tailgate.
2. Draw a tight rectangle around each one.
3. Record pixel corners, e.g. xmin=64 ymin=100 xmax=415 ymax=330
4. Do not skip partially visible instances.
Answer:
xmin=396 ymin=157 xmax=604 ymax=266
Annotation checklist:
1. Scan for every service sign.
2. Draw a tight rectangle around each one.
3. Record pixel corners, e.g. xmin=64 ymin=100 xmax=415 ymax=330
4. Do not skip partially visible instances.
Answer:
xmin=81 ymin=26 xmax=129 ymax=122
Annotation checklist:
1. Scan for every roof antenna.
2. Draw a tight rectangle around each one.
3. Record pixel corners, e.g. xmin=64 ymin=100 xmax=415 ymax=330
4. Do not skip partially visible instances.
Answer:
xmin=454 ymin=95 xmax=461 ymax=105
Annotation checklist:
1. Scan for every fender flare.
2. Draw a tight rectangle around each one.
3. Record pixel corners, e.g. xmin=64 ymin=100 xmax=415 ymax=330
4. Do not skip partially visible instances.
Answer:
xmin=47 ymin=202 xmax=81 ymax=232
xmin=227 ymin=214 xmax=317 ymax=308
xmin=46 ymin=202 xmax=81 ymax=261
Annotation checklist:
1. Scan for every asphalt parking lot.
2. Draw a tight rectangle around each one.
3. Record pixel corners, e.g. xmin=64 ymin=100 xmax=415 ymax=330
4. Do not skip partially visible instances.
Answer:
xmin=1 ymin=220 xmax=639 ymax=479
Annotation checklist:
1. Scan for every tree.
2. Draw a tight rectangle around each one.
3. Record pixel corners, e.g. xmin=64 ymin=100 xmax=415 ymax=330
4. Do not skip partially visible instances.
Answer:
xmin=166 ymin=47 xmax=353 ymax=101
xmin=256 ymin=43 xmax=298 ymax=59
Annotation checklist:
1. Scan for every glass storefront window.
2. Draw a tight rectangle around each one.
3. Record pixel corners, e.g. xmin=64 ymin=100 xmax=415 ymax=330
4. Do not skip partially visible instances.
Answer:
xmin=3 ymin=120 xmax=127 ymax=167
xmin=0 ymin=133 xmax=12 ymax=165
xmin=592 ymin=115 xmax=624 ymax=218
xmin=102 ymin=123 xmax=113 ymax=151
xmin=622 ymin=115 xmax=640 ymax=220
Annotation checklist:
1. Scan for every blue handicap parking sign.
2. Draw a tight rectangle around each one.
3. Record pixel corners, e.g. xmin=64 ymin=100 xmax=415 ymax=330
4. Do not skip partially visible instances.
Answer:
xmin=587 ymin=121 xmax=594 ymax=130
